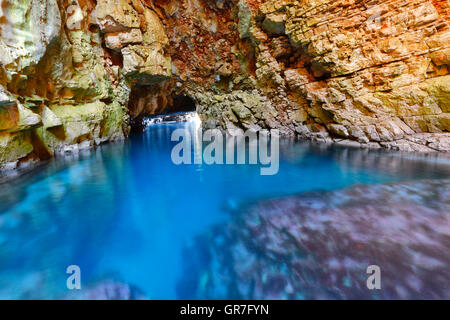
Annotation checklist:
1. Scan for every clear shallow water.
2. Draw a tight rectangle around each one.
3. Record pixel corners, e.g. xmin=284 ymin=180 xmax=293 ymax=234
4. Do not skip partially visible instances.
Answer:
xmin=0 ymin=116 xmax=449 ymax=299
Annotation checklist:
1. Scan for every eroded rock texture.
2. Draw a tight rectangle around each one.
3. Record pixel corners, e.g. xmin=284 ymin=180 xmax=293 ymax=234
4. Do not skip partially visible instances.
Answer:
xmin=0 ymin=0 xmax=449 ymax=169
xmin=0 ymin=0 xmax=130 ymax=170
xmin=193 ymin=0 xmax=450 ymax=152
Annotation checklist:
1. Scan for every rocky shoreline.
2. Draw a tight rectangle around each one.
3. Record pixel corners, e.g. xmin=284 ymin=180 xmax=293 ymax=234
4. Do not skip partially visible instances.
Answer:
xmin=306 ymin=132 xmax=450 ymax=153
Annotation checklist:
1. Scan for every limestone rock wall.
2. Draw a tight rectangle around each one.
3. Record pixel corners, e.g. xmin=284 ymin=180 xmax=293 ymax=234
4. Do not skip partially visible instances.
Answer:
xmin=0 ymin=0 xmax=126 ymax=169
xmin=195 ymin=0 xmax=450 ymax=152
xmin=0 ymin=0 xmax=171 ymax=170
xmin=0 ymin=0 xmax=449 ymax=169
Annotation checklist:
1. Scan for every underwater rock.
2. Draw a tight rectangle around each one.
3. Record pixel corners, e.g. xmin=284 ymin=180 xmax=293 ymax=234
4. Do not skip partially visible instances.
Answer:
xmin=66 ymin=280 xmax=147 ymax=300
xmin=180 ymin=179 xmax=450 ymax=299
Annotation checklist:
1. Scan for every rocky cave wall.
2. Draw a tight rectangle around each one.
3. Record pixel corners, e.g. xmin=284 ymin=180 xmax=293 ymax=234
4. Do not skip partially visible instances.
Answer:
xmin=193 ymin=0 xmax=450 ymax=152
xmin=0 ymin=0 xmax=449 ymax=170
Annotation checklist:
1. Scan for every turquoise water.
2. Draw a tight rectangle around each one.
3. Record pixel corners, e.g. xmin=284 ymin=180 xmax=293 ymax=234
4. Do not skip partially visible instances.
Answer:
xmin=0 ymin=117 xmax=448 ymax=299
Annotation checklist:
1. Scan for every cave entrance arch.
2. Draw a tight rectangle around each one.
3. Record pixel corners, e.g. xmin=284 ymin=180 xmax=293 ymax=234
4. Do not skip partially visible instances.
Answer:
xmin=164 ymin=95 xmax=197 ymax=114
xmin=128 ymin=87 xmax=198 ymax=132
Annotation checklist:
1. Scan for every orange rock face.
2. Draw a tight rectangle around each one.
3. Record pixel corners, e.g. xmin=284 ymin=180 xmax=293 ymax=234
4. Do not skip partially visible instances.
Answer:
xmin=194 ymin=0 xmax=450 ymax=151
xmin=0 ymin=0 xmax=449 ymax=169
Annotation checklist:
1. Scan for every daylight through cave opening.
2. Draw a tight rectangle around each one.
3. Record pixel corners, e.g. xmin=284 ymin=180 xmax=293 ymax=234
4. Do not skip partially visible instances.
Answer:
xmin=128 ymin=83 xmax=198 ymax=132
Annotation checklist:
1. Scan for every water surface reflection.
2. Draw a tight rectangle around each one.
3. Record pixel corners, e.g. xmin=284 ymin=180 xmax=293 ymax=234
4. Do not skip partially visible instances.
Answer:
xmin=0 ymin=120 xmax=448 ymax=299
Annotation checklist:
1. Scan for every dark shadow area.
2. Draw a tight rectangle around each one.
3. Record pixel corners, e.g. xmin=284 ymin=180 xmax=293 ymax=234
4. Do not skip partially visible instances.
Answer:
xmin=164 ymin=95 xmax=197 ymax=114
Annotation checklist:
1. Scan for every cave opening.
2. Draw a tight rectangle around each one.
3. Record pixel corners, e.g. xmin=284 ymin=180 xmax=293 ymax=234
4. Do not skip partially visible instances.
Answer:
xmin=164 ymin=95 xmax=197 ymax=114
xmin=129 ymin=92 xmax=198 ymax=132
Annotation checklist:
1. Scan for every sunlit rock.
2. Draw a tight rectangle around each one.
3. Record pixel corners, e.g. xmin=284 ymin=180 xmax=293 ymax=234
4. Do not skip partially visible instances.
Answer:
xmin=0 ymin=0 xmax=449 ymax=169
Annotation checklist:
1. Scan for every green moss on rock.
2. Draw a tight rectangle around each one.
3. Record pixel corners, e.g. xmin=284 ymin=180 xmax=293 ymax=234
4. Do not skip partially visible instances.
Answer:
xmin=0 ymin=132 xmax=33 ymax=169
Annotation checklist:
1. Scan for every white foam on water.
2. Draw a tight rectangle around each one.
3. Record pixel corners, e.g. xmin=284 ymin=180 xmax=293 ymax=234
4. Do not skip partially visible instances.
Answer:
xmin=143 ymin=111 xmax=200 ymax=127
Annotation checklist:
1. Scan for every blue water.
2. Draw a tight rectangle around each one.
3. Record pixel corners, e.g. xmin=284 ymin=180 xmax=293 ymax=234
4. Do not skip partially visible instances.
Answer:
xmin=0 ymin=117 xmax=448 ymax=299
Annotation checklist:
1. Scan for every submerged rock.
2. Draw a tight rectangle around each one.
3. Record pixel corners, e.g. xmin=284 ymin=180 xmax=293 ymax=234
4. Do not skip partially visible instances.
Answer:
xmin=65 ymin=280 xmax=147 ymax=300
xmin=179 ymin=179 xmax=450 ymax=299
